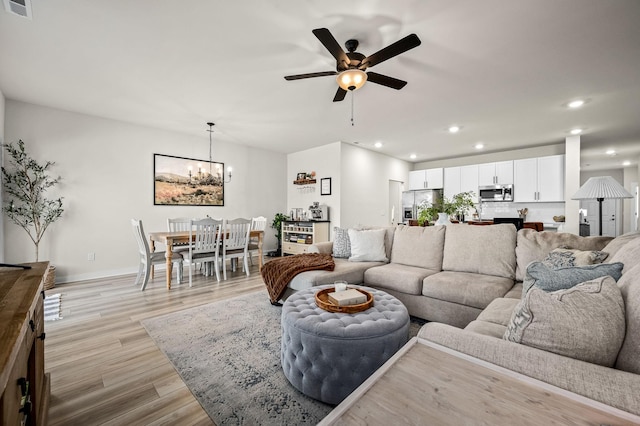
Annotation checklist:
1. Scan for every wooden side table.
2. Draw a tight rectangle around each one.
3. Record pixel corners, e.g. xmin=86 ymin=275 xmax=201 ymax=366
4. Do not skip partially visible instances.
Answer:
xmin=319 ymin=338 xmax=640 ymax=425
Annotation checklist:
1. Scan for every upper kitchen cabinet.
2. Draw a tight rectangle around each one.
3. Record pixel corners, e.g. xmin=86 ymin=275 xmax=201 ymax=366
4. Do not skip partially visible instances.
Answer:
xmin=478 ymin=161 xmax=513 ymax=185
xmin=445 ymin=165 xmax=479 ymax=201
xmin=513 ymin=155 xmax=564 ymax=202
xmin=409 ymin=168 xmax=444 ymax=190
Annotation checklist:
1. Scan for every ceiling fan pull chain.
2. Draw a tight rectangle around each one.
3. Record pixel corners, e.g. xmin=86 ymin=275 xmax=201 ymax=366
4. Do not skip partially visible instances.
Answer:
xmin=351 ymin=91 xmax=355 ymax=126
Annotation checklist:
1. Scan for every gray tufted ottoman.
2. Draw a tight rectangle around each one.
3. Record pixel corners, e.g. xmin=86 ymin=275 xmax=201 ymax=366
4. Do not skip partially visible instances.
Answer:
xmin=281 ymin=285 xmax=410 ymax=405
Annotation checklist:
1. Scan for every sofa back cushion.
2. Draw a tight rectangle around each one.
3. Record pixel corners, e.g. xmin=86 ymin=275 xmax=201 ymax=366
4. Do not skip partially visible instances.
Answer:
xmin=616 ymin=262 xmax=640 ymax=374
xmin=442 ymin=224 xmax=516 ymax=279
xmin=504 ymin=276 xmax=625 ymax=367
xmin=608 ymin=235 xmax=640 ymax=273
xmin=391 ymin=225 xmax=445 ymax=271
xmin=601 ymin=230 xmax=640 ymax=259
xmin=515 ymin=229 xmax=612 ymax=281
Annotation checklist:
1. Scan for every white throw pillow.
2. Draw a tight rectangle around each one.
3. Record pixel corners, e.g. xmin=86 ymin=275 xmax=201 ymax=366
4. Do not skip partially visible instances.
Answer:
xmin=347 ymin=228 xmax=388 ymax=262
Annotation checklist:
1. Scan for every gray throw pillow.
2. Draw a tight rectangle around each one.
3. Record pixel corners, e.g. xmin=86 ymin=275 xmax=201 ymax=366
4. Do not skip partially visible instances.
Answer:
xmin=332 ymin=227 xmax=351 ymax=258
xmin=504 ymin=276 xmax=625 ymax=367
xmin=522 ymin=261 xmax=624 ymax=296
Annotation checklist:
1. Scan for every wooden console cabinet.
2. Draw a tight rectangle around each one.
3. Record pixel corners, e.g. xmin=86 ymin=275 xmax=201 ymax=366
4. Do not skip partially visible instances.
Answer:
xmin=0 ymin=262 xmax=50 ymax=426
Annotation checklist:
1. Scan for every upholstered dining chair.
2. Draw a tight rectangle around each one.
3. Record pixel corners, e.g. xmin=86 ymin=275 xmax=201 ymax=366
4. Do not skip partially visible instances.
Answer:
xmin=185 ymin=218 xmax=222 ymax=286
xmin=222 ymin=218 xmax=252 ymax=280
xmin=131 ymin=219 xmax=183 ymax=291
xmin=248 ymin=216 xmax=267 ymax=266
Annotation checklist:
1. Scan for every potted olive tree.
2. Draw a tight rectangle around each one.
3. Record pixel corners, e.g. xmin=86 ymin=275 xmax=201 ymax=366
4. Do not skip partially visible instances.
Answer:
xmin=270 ymin=212 xmax=290 ymax=256
xmin=2 ymin=140 xmax=64 ymax=286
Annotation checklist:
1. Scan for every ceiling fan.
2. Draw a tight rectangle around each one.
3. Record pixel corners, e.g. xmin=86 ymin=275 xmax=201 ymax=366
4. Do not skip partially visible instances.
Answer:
xmin=284 ymin=28 xmax=421 ymax=102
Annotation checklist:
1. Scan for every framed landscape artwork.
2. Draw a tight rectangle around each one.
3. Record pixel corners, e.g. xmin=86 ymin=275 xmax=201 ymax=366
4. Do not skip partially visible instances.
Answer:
xmin=154 ymin=154 xmax=224 ymax=206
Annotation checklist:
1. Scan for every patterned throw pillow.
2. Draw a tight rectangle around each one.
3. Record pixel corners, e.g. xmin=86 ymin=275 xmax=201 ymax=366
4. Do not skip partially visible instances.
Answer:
xmin=504 ymin=276 xmax=625 ymax=367
xmin=522 ymin=261 xmax=624 ymax=296
xmin=542 ymin=248 xmax=608 ymax=268
xmin=332 ymin=227 xmax=351 ymax=258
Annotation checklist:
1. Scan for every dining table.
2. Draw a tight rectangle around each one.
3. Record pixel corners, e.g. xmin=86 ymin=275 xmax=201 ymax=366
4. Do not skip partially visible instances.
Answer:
xmin=148 ymin=229 xmax=264 ymax=289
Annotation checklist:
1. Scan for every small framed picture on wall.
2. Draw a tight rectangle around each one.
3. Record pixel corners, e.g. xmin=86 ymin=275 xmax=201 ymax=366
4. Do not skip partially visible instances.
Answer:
xmin=320 ymin=177 xmax=331 ymax=195
xmin=296 ymin=172 xmax=307 ymax=180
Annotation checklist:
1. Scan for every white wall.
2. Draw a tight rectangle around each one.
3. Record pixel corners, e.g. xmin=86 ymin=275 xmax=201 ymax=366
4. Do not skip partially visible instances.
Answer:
xmin=287 ymin=142 xmax=341 ymax=228
xmin=4 ymin=100 xmax=287 ymax=282
xmin=286 ymin=142 xmax=411 ymax=231
xmin=623 ymin=165 xmax=639 ymax=233
xmin=340 ymin=143 xmax=410 ymax=228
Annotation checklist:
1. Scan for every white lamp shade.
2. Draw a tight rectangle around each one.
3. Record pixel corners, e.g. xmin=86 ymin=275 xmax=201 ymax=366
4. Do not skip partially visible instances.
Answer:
xmin=571 ymin=176 xmax=633 ymax=200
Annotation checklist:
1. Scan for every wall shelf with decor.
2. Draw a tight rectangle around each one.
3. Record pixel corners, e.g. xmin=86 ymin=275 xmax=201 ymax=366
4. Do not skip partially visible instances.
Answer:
xmin=281 ymin=220 xmax=329 ymax=256
xmin=293 ymin=179 xmax=317 ymax=185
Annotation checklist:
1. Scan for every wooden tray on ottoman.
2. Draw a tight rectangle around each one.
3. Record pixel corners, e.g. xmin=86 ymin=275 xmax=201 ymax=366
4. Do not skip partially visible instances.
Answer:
xmin=315 ymin=287 xmax=374 ymax=313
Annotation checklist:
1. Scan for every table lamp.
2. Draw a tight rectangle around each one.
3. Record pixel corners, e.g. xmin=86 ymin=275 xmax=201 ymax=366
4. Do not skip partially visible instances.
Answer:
xmin=571 ymin=176 xmax=632 ymax=236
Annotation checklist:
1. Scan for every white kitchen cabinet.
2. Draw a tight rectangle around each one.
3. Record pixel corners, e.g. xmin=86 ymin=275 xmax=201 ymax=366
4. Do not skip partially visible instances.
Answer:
xmin=409 ymin=168 xmax=443 ymax=190
xmin=444 ymin=165 xmax=478 ymax=202
xmin=460 ymin=165 xmax=479 ymax=202
xmin=444 ymin=167 xmax=461 ymax=200
xmin=478 ymin=161 xmax=513 ymax=185
xmin=514 ymin=155 xmax=564 ymax=202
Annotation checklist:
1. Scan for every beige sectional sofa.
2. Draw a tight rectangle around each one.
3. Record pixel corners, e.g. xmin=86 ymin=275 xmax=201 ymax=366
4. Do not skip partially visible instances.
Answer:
xmin=284 ymin=224 xmax=640 ymax=415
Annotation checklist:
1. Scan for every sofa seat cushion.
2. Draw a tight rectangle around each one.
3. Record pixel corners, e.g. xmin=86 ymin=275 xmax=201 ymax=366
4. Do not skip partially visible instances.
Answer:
xmin=504 ymin=276 xmax=625 ymax=367
xmin=465 ymin=298 xmax=520 ymax=338
xmin=364 ymin=263 xmax=438 ymax=295
xmin=515 ymin=229 xmax=612 ymax=281
xmin=390 ymin=225 xmax=445 ymax=270
xmin=616 ymin=263 xmax=640 ymax=374
xmin=442 ymin=224 xmax=517 ymax=279
xmin=422 ymin=271 xmax=515 ymax=310
xmin=288 ymin=258 xmax=383 ymax=290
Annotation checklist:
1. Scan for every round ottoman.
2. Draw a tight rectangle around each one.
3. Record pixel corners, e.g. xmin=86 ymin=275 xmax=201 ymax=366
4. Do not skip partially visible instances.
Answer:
xmin=281 ymin=285 xmax=410 ymax=405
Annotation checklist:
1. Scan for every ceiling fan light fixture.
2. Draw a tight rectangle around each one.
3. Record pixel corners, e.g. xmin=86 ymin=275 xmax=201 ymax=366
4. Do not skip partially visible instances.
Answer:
xmin=337 ymin=69 xmax=367 ymax=91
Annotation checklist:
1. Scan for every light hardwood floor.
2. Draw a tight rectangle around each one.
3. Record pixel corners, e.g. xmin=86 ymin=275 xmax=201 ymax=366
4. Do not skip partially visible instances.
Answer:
xmin=44 ymin=264 xmax=267 ymax=425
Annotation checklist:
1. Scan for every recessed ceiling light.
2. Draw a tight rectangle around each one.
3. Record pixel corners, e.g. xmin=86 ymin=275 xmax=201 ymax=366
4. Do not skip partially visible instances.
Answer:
xmin=568 ymin=99 xmax=585 ymax=108
xmin=410 ymin=154 xmax=417 ymax=160
xmin=606 ymin=149 xmax=616 ymax=155
xmin=374 ymin=142 xmax=383 ymax=148
xmin=570 ymin=128 xmax=583 ymax=135
xmin=474 ymin=143 xmax=484 ymax=150
xmin=623 ymin=160 xmax=631 ymax=166
xmin=448 ymin=125 xmax=461 ymax=133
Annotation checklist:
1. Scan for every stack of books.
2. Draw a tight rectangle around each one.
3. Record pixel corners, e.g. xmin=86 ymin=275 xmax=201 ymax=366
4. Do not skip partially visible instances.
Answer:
xmin=328 ymin=289 xmax=367 ymax=306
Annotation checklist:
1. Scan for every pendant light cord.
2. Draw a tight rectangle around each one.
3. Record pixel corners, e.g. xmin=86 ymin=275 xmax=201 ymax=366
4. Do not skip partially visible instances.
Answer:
xmin=207 ymin=122 xmax=215 ymax=174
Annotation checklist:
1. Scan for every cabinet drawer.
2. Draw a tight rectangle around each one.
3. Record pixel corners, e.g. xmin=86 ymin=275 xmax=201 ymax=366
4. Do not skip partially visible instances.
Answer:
xmin=282 ymin=242 xmax=309 ymax=255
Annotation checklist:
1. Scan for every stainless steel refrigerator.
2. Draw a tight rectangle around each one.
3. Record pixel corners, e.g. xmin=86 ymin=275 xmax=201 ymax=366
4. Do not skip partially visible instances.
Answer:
xmin=402 ymin=189 xmax=442 ymax=223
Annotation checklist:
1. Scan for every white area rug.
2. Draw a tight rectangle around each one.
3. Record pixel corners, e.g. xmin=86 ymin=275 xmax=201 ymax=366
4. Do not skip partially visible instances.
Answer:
xmin=44 ymin=293 xmax=62 ymax=321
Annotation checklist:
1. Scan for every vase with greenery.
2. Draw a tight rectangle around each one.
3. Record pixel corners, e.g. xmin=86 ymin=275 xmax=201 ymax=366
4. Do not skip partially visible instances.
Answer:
xmin=1 ymin=140 xmax=64 ymax=262
xmin=271 ymin=212 xmax=290 ymax=256
xmin=416 ymin=191 xmax=476 ymax=225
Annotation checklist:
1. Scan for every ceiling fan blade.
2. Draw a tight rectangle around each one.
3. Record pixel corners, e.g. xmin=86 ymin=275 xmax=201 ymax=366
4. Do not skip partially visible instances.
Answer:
xmin=284 ymin=71 xmax=337 ymax=81
xmin=333 ymin=87 xmax=347 ymax=102
xmin=366 ymin=72 xmax=407 ymax=90
xmin=361 ymin=34 xmax=421 ymax=69
xmin=312 ymin=28 xmax=350 ymax=67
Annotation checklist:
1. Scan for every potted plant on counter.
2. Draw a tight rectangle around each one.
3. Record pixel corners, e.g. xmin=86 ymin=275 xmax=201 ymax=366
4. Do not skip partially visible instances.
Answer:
xmin=2 ymin=140 xmax=64 ymax=288
xmin=417 ymin=191 xmax=476 ymax=226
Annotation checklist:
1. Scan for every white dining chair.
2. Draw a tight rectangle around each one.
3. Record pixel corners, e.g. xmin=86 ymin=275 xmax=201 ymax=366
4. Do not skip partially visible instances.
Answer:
xmin=222 ymin=218 xmax=252 ymax=280
xmin=167 ymin=217 xmax=195 ymax=253
xmin=131 ymin=219 xmax=183 ymax=291
xmin=184 ymin=218 xmax=222 ymax=286
xmin=248 ymin=216 xmax=267 ymax=266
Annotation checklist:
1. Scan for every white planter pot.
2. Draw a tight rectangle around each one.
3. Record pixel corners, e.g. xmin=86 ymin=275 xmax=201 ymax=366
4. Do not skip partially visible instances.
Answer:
xmin=435 ymin=212 xmax=452 ymax=226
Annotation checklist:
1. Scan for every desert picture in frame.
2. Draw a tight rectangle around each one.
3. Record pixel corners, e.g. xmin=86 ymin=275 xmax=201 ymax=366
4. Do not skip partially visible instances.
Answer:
xmin=154 ymin=153 xmax=224 ymax=206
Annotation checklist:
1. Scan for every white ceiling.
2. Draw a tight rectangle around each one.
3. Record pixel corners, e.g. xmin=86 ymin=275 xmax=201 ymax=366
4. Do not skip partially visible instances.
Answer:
xmin=1 ymin=0 xmax=639 ymax=171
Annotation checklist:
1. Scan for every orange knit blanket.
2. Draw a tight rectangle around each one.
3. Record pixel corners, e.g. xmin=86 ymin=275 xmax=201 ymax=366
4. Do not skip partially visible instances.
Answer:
xmin=261 ymin=253 xmax=335 ymax=303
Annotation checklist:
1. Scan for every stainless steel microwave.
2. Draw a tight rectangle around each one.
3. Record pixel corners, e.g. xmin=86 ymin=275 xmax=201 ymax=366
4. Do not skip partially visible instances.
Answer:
xmin=478 ymin=184 xmax=514 ymax=202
